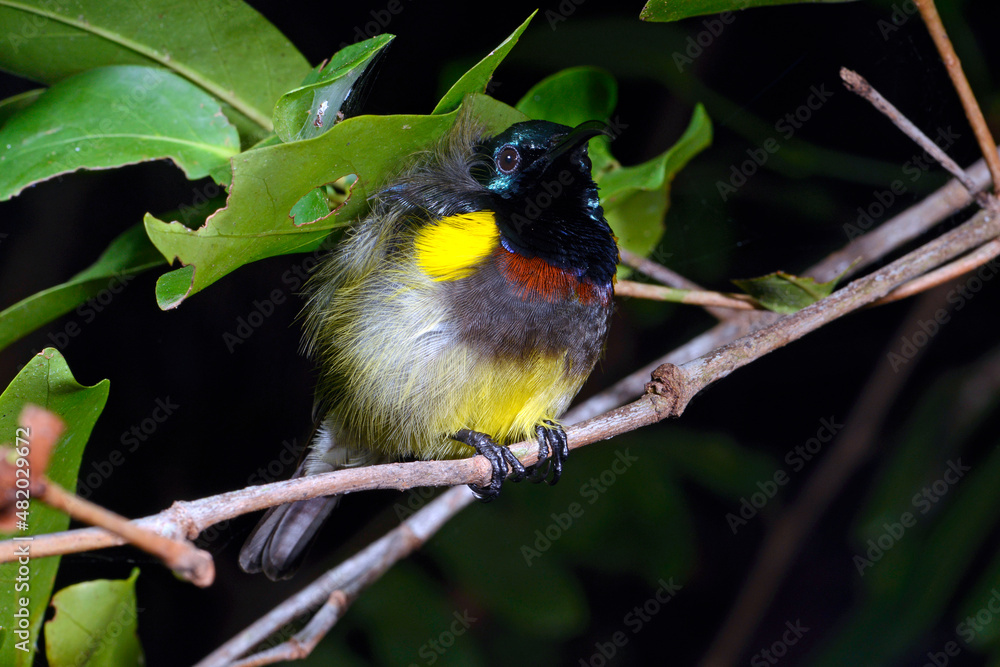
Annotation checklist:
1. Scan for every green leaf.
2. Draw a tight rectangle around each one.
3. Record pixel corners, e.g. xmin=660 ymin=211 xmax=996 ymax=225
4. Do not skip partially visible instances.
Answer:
xmin=517 ymin=67 xmax=617 ymax=125
xmin=0 ymin=0 xmax=310 ymax=135
xmin=438 ymin=65 xmax=712 ymax=279
xmin=0 ymin=224 xmax=164 ymax=352
xmin=288 ymin=188 xmax=333 ymax=226
xmin=600 ymin=103 xmax=713 ymax=263
xmin=146 ymin=94 xmax=527 ymax=309
xmin=0 ymin=349 xmax=110 ymax=666
xmin=0 ymin=66 xmax=239 ymax=201
xmin=516 ymin=66 xmax=618 ymax=172
xmin=274 ymin=35 xmax=394 ymax=143
xmin=732 ymin=270 xmax=840 ymax=314
xmin=639 ymin=0 xmax=858 ymax=23
xmin=432 ymin=11 xmax=537 ymax=114
xmin=0 ymin=89 xmax=44 ymax=127
xmin=44 ymin=568 xmax=143 ymax=667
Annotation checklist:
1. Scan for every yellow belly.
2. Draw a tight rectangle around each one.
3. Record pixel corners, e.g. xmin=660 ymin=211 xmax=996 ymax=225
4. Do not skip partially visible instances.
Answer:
xmin=332 ymin=340 xmax=584 ymax=461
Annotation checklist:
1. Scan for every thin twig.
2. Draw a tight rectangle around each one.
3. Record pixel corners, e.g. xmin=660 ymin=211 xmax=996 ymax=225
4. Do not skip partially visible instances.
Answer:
xmin=615 ymin=279 xmax=759 ymax=310
xmin=196 ymin=487 xmax=474 ymax=667
xmin=619 ymin=247 xmax=737 ymax=320
xmin=573 ymin=149 xmax=997 ymax=426
xmin=840 ymin=67 xmax=984 ymax=203
xmin=915 ymin=0 xmax=1000 ymax=195
xmin=870 ymin=237 xmax=1000 ymax=306
xmin=619 ymin=248 xmax=699 ymax=289
xmin=196 ymin=205 xmax=1000 ymax=665
xmin=230 ymin=592 xmax=346 ymax=666
xmin=1 ymin=405 xmax=214 ymax=586
xmin=36 ymin=480 xmax=215 ymax=587
xmin=809 ymin=158 xmax=991 ymax=282
xmin=10 ymin=206 xmax=997 ymax=570
xmin=0 ymin=458 xmax=490 ymax=561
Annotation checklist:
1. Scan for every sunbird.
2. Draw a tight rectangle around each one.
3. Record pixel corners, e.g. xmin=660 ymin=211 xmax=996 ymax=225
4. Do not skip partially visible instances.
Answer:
xmin=240 ymin=116 xmax=619 ymax=580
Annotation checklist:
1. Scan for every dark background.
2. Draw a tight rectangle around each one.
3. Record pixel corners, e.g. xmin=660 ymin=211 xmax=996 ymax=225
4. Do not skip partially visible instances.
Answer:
xmin=2 ymin=0 xmax=999 ymax=664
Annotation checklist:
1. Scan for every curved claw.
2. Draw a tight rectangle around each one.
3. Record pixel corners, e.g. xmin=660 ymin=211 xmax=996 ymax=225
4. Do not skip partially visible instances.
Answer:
xmin=530 ymin=421 xmax=569 ymax=486
xmin=528 ymin=427 xmax=551 ymax=484
xmin=455 ymin=429 xmax=525 ymax=502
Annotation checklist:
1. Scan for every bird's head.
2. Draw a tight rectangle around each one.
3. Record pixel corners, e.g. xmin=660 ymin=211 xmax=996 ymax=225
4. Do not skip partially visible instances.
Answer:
xmin=475 ymin=120 xmax=618 ymax=285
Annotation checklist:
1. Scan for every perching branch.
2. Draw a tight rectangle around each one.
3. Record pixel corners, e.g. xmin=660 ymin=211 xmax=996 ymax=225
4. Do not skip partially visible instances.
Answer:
xmin=6 ymin=201 xmax=997 ymax=568
xmin=871 ymin=237 xmax=1000 ymax=306
xmin=0 ymin=405 xmax=214 ymax=586
xmin=199 ymin=204 xmax=1000 ymax=665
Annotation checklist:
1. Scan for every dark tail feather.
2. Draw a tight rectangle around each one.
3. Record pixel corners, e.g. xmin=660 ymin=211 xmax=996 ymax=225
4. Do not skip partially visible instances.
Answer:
xmin=240 ymin=426 xmax=373 ymax=580
xmin=239 ymin=492 xmax=340 ymax=580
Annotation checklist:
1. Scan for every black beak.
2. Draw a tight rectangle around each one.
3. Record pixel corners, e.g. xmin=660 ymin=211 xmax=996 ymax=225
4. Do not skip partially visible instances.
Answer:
xmin=539 ymin=120 xmax=612 ymax=168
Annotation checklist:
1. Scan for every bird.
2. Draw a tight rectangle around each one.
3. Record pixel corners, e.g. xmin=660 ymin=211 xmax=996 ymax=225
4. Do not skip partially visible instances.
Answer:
xmin=239 ymin=114 xmax=619 ymax=580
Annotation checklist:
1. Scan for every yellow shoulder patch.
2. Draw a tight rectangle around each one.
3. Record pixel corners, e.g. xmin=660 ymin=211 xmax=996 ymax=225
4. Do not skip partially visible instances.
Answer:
xmin=413 ymin=211 xmax=499 ymax=281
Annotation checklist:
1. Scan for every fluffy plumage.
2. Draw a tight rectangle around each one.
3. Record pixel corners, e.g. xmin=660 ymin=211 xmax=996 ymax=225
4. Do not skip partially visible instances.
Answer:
xmin=240 ymin=116 xmax=618 ymax=580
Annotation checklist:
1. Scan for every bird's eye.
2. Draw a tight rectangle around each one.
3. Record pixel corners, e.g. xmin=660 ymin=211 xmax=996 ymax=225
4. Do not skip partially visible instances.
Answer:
xmin=496 ymin=145 xmax=521 ymax=174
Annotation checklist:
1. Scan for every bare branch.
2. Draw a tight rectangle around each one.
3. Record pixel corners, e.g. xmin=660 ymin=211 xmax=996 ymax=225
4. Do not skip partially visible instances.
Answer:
xmin=619 ymin=247 xmax=738 ymax=320
xmin=840 ymin=67 xmax=985 ymax=203
xmin=915 ymin=0 xmax=1000 ymax=195
xmin=192 ymin=205 xmax=1000 ymax=665
xmin=871 ymin=237 xmax=1000 ymax=306
xmin=196 ymin=487 xmax=475 ymax=667
xmin=615 ymin=279 xmax=759 ymax=310
xmin=1 ymin=405 xmax=214 ymax=586
xmin=37 ymin=480 xmax=215 ymax=587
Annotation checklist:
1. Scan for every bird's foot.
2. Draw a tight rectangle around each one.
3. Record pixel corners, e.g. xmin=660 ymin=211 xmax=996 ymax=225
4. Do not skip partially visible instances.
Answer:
xmin=454 ymin=429 xmax=525 ymax=502
xmin=527 ymin=420 xmax=569 ymax=485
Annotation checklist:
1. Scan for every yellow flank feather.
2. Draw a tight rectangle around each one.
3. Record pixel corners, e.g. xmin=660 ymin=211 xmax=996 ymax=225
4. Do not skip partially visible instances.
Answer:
xmin=413 ymin=211 xmax=499 ymax=281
